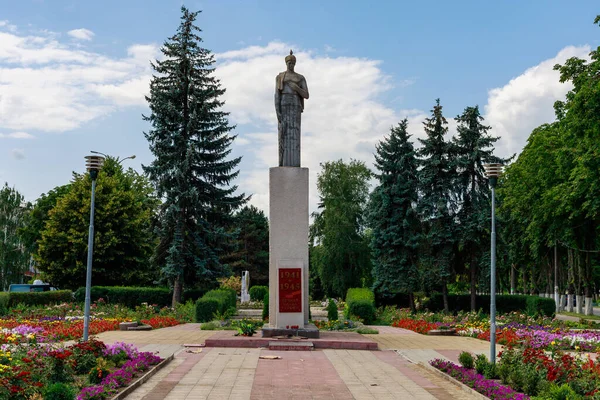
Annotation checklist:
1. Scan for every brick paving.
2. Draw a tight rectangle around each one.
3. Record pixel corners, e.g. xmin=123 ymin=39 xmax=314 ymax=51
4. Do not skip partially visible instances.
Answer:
xmin=110 ymin=323 xmax=485 ymax=399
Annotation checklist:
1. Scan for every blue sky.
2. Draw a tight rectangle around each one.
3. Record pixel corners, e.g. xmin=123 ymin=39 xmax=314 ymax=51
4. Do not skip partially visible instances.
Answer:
xmin=1 ymin=0 xmax=599 ymax=213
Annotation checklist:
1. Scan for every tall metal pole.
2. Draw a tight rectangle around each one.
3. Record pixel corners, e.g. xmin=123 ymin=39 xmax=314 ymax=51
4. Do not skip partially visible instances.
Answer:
xmin=555 ymin=242 xmax=559 ymax=313
xmin=490 ymin=180 xmax=497 ymax=364
xmin=83 ymin=171 xmax=98 ymax=341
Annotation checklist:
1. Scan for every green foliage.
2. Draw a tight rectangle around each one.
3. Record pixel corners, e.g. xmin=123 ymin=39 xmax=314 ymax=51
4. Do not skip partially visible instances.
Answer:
xmin=368 ymin=119 xmax=421 ymax=301
xmin=310 ymin=159 xmax=372 ymax=297
xmin=36 ymin=157 xmax=159 ymax=290
xmin=327 ymin=299 xmax=338 ymax=321
xmin=221 ymin=206 xmax=269 ymax=285
xmin=346 ymin=288 xmax=375 ymax=303
xmin=347 ymin=300 xmax=376 ymax=324
xmin=458 ymin=351 xmax=474 ymax=369
xmin=73 ymin=352 xmax=97 ymax=375
xmin=0 ymin=292 xmax=9 ymax=315
xmin=417 ymin=99 xmax=454 ymax=308
xmin=235 ymin=319 xmax=257 ymax=336
xmin=533 ymin=384 xmax=583 ymax=400
xmin=356 ymin=327 xmax=378 ymax=334
xmin=0 ymin=183 xmax=31 ymax=291
xmin=474 ymin=354 xmax=489 ymax=375
xmin=195 ymin=288 xmax=237 ymax=322
xmin=249 ymin=286 xmax=268 ymax=302
xmin=195 ymin=298 xmax=219 ymax=323
xmin=73 ymin=286 xmax=171 ymax=308
xmin=425 ymin=294 xmax=555 ymax=317
xmin=143 ymin=7 xmax=245 ymax=305
xmin=8 ymin=290 xmax=73 ymax=308
xmin=200 ymin=321 xmax=219 ymax=330
xmin=262 ymin=292 xmax=269 ymax=321
xmin=43 ymin=383 xmax=76 ymax=400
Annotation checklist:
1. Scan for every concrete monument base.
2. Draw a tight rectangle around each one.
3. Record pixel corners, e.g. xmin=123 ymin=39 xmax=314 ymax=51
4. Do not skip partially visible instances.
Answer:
xmin=266 ymin=167 xmax=311 ymax=330
xmin=261 ymin=323 xmax=320 ymax=339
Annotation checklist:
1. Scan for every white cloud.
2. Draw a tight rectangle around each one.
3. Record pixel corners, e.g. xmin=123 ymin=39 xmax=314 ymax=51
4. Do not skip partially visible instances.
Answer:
xmin=485 ymin=45 xmax=590 ymax=158
xmin=67 ymin=28 xmax=95 ymax=41
xmin=0 ymin=131 xmax=34 ymax=139
xmin=11 ymin=149 xmax=25 ymax=159
xmin=0 ymin=20 xmax=17 ymax=32
xmin=0 ymin=27 xmax=159 ymax=132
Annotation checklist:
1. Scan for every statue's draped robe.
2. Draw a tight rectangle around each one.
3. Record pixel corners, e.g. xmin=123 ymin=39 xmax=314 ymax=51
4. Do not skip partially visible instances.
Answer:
xmin=275 ymin=72 xmax=308 ymax=167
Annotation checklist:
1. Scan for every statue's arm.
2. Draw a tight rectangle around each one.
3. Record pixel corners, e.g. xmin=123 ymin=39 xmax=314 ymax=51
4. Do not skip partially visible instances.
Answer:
xmin=289 ymin=77 xmax=309 ymax=99
xmin=274 ymin=76 xmax=282 ymax=122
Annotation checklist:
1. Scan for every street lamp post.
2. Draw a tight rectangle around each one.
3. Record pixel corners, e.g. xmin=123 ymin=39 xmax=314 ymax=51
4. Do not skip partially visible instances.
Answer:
xmin=484 ymin=163 xmax=503 ymax=364
xmin=90 ymin=150 xmax=136 ymax=165
xmin=83 ymin=155 xmax=105 ymax=341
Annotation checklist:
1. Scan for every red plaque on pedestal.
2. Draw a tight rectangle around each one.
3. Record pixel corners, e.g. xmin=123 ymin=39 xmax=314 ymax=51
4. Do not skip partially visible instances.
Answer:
xmin=278 ymin=268 xmax=302 ymax=313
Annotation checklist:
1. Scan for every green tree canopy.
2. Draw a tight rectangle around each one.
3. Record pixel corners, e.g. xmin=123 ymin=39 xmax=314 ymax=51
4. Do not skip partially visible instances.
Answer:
xmin=36 ymin=157 xmax=158 ymax=289
xmin=221 ymin=205 xmax=269 ymax=286
xmin=310 ymin=159 xmax=372 ymax=298
xmin=143 ymin=7 xmax=246 ymax=305
xmin=0 ymin=184 xmax=31 ymax=290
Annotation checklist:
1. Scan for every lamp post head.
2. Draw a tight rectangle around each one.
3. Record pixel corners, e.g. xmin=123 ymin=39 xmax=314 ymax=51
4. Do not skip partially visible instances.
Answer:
xmin=484 ymin=163 xmax=503 ymax=188
xmin=85 ymin=155 xmax=105 ymax=180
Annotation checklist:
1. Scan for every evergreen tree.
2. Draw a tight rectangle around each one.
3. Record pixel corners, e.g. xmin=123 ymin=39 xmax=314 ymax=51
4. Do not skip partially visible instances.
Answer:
xmin=418 ymin=99 xmax=455 ymax=312
xmin=221 ymin=205 xmax=269 ymax=286
xmin=452 ymin=106 xmax=505 ymax=311
xmin=143 ymin=7 xmax=245 ymax=305
xmin=368 ymin=119 xmax=421 ymax=310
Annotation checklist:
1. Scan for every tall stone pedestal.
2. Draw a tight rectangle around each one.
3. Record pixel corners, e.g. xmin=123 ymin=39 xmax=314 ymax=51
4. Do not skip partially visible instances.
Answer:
xmin=264 ymin=167 xmax=317 ymax=337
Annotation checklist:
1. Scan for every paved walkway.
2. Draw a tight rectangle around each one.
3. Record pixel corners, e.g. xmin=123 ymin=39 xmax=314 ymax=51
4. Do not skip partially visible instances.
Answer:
xmin=96 ymin=324 xmax=487 ymax=399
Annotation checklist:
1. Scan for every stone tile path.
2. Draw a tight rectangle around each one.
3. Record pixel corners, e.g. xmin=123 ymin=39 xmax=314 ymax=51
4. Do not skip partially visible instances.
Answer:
xmin=96 ymin=324 xmax=486 ymax=399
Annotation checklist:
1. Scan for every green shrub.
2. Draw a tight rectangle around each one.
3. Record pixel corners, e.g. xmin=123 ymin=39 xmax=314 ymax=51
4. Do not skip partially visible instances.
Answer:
xmin=43 ymin=382 xmax=76 ymax=400
xmin=474 ymin=354 xmax=489 ymax=375
xmin=327 ymin=299 xmax=338 ymax=321
xmin=525 ymin=296 xmax=556 ymax=318
xmin=262 ymin=293 xmax=269 ymax=321
xmin=425 ymin=294 xmax=555 ymax=317
xmin=356 ymin=327 xmax=378 ymax=334
xmin=203 ymin=288 xmax=237 ymax=315
xmin=73 ymin=286 xmax=171 ymax=308
xmin=200 ymin=321 xmax=219 ymax=330
xmin=458 ymin=351 xmax=474 ymax=369
xmin=347 ymin=300 xmax=376 ymax=324
xmin=249 ymin=286 xmax=269 ymax=302
xmin=9 ymin=290 xmax=73 ymax=308
xmin=345 ymin=288 xmax=375 ymax=324
xmin=346 ymin=288 xmax=375 ymax=304
xmin=0 ymin=292 xmax=9 ymax=315
xmin=195 ymin=298 xmax=220 ymax=323
xmin=536 ymin=383 xmax=583 ymax=400
xmin=182 ymin=288 xmax=206 ymax=302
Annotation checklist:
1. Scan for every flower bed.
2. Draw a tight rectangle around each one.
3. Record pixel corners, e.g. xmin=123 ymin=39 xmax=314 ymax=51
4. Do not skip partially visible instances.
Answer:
xmin=0 ymin=337 xmax=162 ymax=399
xmin=430 ymin=359 xmax=529 ymax=399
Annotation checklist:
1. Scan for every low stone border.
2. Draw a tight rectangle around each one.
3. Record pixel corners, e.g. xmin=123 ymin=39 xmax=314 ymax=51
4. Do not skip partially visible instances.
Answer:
xmin=416 ymin=362 xmax=488 ymax=400
xmin=112 ymin=353 xmax=175 ymax=400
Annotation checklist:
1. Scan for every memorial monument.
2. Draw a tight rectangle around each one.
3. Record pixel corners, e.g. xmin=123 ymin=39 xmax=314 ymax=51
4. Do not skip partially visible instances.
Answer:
xmin=263 ymin=50 xmax=318 ymax=338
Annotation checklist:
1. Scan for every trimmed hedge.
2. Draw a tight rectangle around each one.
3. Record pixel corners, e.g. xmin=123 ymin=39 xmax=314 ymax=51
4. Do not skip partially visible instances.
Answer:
xmin=195 ymin=298 xmax=220 ymax=323
xmin=0 ymin=292 xmax=9 ymax=315
xmin=8 ymin=290 xmax=73 ymax=308
xmin=74 ymin=286 xmax=171 ymax=308
xmin=249 ymin=286 xmax=268 ymax=302
xmin=262 ymin=293 xmax=269 ymax=321
xmin=345 ymin=288 xmax=376 ymax=324
xmin=194 ymin=288 xmax=237 ymax=322
xmin=425 ymin=294 xmax=555 ymax=317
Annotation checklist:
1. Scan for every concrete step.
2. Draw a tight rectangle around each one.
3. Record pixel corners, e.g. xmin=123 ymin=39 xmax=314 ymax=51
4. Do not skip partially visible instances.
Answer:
xmin=269 ymin=341 xmax=314 ymax=351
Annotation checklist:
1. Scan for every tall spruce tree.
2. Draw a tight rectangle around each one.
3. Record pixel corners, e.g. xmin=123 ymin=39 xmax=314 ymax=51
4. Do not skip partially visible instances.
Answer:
xmin=143 ymin=7 xmax=245 ymax=305
xmin=369 ymin=119 xmax=421 ymax=310
xmin=452 ymin=106 xmax=505 ymax=311
xmin=418 ymin=99 xmax=455 ymax=312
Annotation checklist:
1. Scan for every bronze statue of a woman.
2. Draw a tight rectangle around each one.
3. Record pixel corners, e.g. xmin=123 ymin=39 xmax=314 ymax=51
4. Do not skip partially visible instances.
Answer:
xmin=275 ymin=50 xmax=309 ymax=167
